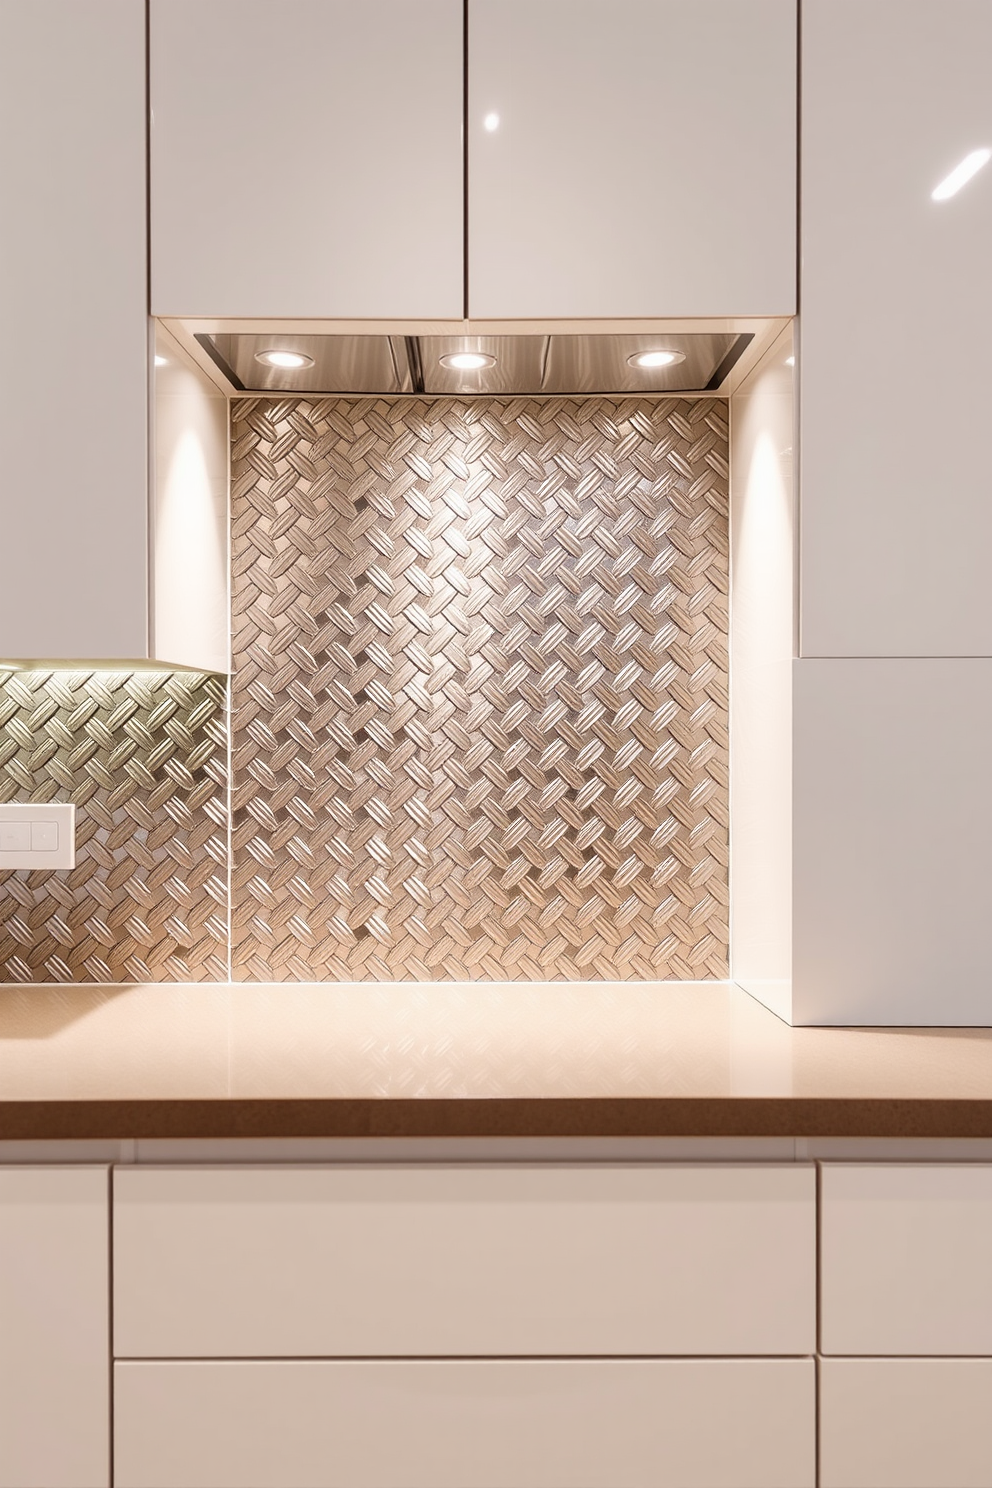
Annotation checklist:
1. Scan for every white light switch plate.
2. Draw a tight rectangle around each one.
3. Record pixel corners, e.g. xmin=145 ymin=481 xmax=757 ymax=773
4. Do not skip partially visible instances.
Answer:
xmin=0 ymin=803 xmax=75 ymax=868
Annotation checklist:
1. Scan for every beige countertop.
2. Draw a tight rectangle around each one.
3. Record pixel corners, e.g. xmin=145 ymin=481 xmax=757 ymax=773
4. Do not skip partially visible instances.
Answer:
xmin=0 ymin=980 xmax=989 ymax=1138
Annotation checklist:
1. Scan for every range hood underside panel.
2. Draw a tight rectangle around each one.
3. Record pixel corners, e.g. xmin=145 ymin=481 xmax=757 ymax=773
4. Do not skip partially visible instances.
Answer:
xmin=197 ymin=332 xmax=751 ymax=395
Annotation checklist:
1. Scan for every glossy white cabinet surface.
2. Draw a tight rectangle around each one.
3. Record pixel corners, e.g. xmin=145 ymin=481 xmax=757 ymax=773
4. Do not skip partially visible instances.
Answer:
xmin=114 ymin=1164 xmax=815 ymax=1357
xmin=0 ymin=1167 xmax=109 ymax=1488
xmin=0 ymin=0 xmax=147 ymax=660
xmin=115 ymin=1359 xmax=815 ymax=1488
xmin=793 ymin=659 xmax=992 ymax=1026
xmin=468 ymin=0 xmax=796 ymax=318
xmin=801 ymin=0 xmax=992 ymax=656
xmin=820 ymin=1359 xmax=992 ymax=1488
xmin=151 ymin=1 xmax=463 ymax=318
xmin=821 ymin=1164 xmax=992 ymax=1355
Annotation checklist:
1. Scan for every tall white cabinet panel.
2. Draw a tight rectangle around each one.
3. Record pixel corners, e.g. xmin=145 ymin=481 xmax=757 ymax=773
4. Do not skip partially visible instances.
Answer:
xmin=0 ymin=0 xmax=147 ymax=660
xmin=793 ymin=658 xmax=992 ymax=1025
xmin=150 ymin=1 xmax=464 ymax=318
xmin=115 ymin=1359 xmax=815 ymax=1488
xmin=801 ymin=0 xmax=992 ymax=656
xmin=114 ymin=1165 xmax=815 ymax=1357
xmin=0 ymin=1167 xmax=109 ymax=1488
xmin=468 ymin=0 xmax=796 ymax=319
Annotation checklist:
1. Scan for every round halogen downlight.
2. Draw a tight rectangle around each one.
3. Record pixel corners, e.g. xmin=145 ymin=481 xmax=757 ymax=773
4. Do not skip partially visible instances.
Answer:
xmin=254 ymin=349 xmax=315 ymax=370
xmin=627 ymin=350 xmax=687 ymax=369
xmin=439 ymin=352 xmax=497 ymax=371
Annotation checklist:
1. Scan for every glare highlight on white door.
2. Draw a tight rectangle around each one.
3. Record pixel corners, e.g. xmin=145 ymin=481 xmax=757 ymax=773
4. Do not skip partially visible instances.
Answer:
xmin=931 ymin=148 xmax=991 ymax=201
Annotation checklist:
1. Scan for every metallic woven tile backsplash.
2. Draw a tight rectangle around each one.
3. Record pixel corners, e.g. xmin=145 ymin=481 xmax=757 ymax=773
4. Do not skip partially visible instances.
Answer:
xmin=0 ymin=669 xmax=228 ymax=982
xmin=232 ymin=396 xmax=729 ymax=981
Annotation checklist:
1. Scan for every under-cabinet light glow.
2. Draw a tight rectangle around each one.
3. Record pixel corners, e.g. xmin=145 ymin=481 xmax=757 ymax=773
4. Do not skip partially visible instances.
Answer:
xmin=439 ymin=352 xmax=497 ymax=371
xmin=483 ymin=113 xmax=500 ymax=132
xmin=786 ymin=356 xmax=795 ymax=366
xmin=931 ymin=148 xmax=991 ymax=201
xmin=154 ymin=355 xmax=168 ymax=367
xmin=627 ymin=350 xmax=686 ymax=369
xmin=255 ymin=349 xmax=315 ymax=370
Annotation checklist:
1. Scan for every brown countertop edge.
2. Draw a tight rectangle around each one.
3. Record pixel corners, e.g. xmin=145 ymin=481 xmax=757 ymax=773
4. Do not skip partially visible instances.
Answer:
xmin=3 ymin=1097 xmax=992 ymax=1140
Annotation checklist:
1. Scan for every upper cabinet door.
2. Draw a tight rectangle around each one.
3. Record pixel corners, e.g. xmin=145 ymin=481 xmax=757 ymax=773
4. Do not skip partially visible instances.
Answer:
xmin=467 ymin=0 xmax=797 ymax=320
xmin=0 ymin=0 xmax=148 ymax=662
xmin=150 ymin=1 xmax=464 ymax=319
xmin=801 ymin=0 xmax=992 ymax=657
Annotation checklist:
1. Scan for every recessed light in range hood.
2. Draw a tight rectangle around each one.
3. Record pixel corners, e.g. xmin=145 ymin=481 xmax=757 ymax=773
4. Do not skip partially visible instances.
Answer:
xmin=195 ymin=331 xmax=753 ymax=396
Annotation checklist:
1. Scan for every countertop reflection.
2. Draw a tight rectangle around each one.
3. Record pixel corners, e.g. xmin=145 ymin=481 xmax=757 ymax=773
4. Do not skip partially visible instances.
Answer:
xmin=0 ymin=981 xmax=990 ymax=1138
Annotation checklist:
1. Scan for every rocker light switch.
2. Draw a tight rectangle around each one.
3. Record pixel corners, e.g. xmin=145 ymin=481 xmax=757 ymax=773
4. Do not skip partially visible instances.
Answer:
xmin=31 ymin=821 xmax=59 ymax=852
xmin=0 ymin=803 xmax=75 ymax=868
xmin=0 ymin=821 xmax=30 ymax=852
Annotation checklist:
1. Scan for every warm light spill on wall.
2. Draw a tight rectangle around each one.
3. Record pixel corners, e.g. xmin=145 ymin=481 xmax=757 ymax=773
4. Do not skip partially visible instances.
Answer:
xmin=931 ymin=147 xmax=991 ymax=201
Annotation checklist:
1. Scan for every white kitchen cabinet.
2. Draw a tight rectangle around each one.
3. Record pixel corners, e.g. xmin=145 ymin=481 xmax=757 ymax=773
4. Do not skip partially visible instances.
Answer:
xmin=115 ymin=1359 xmax=815 ymax=1488
xmin=820 ymin=1359 xmax=992 ymax=1488
xmin=0 ymin=0 xmax=148 ymax=661
xmin=821 ymin=1164 xmax=992 ymax=1356
xmin=114 ymin=1164 xmax=816 ymax=1357
xmin=801 ymin=0 xmax=992 ymax=657
xmin=468 ymin=0 xmax=796 ymax=319
xmin=150 ymin=1 xmax=464 ymax=319
xmin=0 ymin=1167 xmax=109 ymax=1488
xmin=792 ymin=658 xmax=992 ymax=1025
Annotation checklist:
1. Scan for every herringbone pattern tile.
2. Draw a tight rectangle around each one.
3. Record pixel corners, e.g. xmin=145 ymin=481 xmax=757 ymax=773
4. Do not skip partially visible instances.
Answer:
xmin=232 ymin=397 xmax=728 ymax=981
xmin=0 ymin=669 xmax=228 ymax=982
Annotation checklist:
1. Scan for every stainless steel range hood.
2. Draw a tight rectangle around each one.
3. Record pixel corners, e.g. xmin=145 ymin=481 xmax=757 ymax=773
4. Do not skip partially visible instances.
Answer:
xmin=196 ymin=331 xmax=752 ymax=395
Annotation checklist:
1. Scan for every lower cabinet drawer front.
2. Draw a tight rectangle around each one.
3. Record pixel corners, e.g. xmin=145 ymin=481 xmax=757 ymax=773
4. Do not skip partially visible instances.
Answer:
xmin=821 ymin=1163 xmax=992 ymax=1354
xmin=113 ymin=1164 xmax=815 ymax=1357
xmin=115 ymin=1359 xmax=815 ymax=1488
xmin=820 ymin=1359 xmax=992 ymax=1488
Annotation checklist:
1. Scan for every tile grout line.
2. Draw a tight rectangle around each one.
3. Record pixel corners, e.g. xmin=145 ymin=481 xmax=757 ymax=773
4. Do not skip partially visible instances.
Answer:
xmin=226 ymin=385 xmax=234 ymax=995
